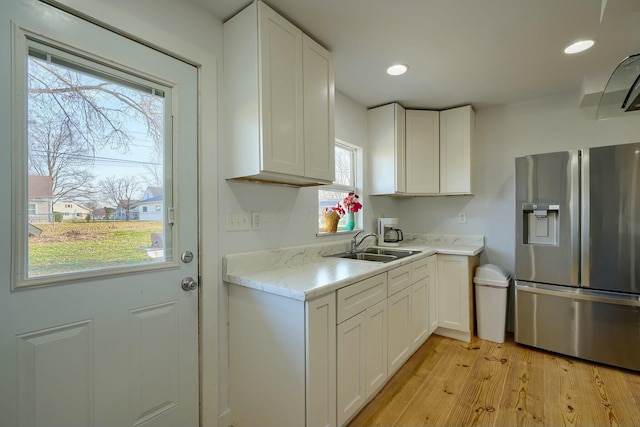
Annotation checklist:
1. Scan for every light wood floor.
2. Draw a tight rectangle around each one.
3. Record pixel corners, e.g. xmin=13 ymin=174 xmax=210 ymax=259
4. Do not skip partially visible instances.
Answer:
xmin=348 ymin=333 xmax=640 ymax=427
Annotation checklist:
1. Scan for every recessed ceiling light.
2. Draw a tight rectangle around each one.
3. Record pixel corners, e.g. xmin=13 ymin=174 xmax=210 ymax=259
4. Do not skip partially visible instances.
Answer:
xmin=564 ymin=40 xmax=595 ymax=54
xmin=387 ymin=64 xmax=408 ymax=76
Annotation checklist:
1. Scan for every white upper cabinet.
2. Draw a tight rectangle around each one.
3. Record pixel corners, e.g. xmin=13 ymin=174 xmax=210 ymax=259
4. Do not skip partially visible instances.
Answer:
xmin=303 ymin=35 xmax=335 ymax=181
xmin=223 ymin=1 xmax=335 ymax=186
xmin=405 ymin=110 xmax=439 ymax=194
xmin=368 ymin=103 xmax=406 ymax=195
xmin=367 ymin=104 xmax=474 ymax=196
xmin=440 ymin=105 xmax=474 ymax=194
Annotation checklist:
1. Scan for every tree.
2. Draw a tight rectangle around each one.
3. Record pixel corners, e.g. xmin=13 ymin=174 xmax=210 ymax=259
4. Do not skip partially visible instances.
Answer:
xmin=142 ymin=164 xmax=163 ymax=188
xmin=27 ymin=107 xmax=96 ymax=206
xmin=99 ymin=176 xmax=141 ymax=221
xmin=27 ymin=50 xmax=164 ymax=211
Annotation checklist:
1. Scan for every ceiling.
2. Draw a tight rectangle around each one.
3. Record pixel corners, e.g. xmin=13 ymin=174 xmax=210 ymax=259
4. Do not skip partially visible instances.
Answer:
xmin=193 ymin=0 xmax=640 ymax=110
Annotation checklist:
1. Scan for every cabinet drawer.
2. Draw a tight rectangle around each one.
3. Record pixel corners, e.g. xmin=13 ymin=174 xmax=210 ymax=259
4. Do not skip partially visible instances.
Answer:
xmin=411 ymin=257 xmax=429 ymax=282
xmin=337 ymin=273 xmax=387 ymax=324
xmin=387 ymin=263 xmax=412 ymax=296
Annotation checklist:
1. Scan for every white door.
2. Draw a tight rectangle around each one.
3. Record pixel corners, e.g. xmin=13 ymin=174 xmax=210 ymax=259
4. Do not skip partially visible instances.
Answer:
xmin=0 ymin=2 xmax=199 ymax=427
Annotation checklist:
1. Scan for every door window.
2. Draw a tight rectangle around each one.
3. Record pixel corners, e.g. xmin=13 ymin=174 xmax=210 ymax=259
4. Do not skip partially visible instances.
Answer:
xmin=15 ymin=36 xmax=174 ymax=287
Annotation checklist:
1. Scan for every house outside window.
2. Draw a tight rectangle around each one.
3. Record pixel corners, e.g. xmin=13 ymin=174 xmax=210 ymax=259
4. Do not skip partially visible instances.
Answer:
xmin=318 ymin=140 xmax=362 ymax=234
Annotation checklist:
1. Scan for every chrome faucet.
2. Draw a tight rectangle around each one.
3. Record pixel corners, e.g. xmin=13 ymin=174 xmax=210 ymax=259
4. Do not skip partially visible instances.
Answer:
xmin=351 ymin=231 xmax=378 ymax=252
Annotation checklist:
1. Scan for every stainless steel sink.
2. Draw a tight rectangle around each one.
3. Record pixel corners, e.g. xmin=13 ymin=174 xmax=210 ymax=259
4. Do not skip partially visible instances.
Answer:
xmin=362 ymin=248 xmax=421 ymax=258
xmin=326 ymin=248 xmax=421 ymax=263
xmin=331 ymin=252 xmax=398 ymax=262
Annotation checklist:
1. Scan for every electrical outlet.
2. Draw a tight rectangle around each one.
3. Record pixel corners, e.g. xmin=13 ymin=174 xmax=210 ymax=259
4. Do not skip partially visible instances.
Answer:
xmin=458 ymin=212 xmax=467 ymax=224
xmin=251 ymin=211 xmax=261 ymax=230
xmin=226 ymin=211 xmax=250 ymax=231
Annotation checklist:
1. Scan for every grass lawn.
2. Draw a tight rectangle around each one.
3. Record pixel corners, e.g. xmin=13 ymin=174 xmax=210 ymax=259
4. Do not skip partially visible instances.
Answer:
xmin=28 ymin=221 xmax=163 ymax=276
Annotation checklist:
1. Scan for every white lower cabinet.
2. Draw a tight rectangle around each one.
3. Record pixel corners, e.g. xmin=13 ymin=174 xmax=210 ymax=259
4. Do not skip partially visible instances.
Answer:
xmin=229 ymin=286 xmax=336 ymax=427
xmin=435 ymin=254 xmax=480 ymax=342
xmin=336 ymin=273 xmax=388 ymax=427
xmin=227 ymin=252 xmax=478 ymax=427
xmin=307 ymin=294 xmax=338 ymax=427
xmin=337 ymin=311 xmax=366 ymax=426
xmin=411 ymin=277 xmax=429 ymax=348
xmin=365 ymin=300 xmax=388 ymax=397
xmin=387 ymin=286 xmax=412 ymax=375
xmin=427 ymin=256 xmax=438 ymax=334
xmin=387 ymin=255 xmax=434 ymax=375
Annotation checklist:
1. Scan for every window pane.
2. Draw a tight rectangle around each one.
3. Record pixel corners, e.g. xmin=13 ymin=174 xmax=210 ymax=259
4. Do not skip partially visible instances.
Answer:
xmin=334 ymin=145 xmax=353 ymax=186
xmin=26 ymin=42 xmax=169 ymax=277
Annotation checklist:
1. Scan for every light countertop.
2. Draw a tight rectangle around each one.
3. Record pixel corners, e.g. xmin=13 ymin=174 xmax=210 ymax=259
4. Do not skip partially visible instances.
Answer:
xmin=223 ymin=234 xmax=484 ymax=301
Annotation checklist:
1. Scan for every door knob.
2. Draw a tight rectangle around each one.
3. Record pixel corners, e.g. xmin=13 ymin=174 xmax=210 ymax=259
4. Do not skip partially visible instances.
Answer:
xmin=181 ymin=277 xmax=198 ymax=291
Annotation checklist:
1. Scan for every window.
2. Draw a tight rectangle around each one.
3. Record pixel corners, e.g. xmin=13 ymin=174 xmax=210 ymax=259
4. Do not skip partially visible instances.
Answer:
xmin=17 ymin=36 xmax=171 ymax=284
xmin=318 ymin=140 xmax=361 ymax=234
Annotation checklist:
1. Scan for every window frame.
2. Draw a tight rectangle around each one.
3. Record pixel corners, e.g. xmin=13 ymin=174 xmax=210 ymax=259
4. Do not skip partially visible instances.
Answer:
xmin=317 ymin=139 xmax=363 ymax=236
xmin=12 ymin=26 xmax=177 ymax=290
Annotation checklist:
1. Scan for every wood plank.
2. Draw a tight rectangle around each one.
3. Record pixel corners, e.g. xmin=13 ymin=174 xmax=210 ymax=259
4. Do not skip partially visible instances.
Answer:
xmin=348 ymin=334 xmax=640 ymax=427
xmin=445 ymin=339 xmax=511 ymax=427
xmin=348 ymin=334 xmax=453 ymax=427
xmin=493 ymin=342 xmax=545 ymax=427
xmin=586 ymin=364 xmax=640 ymax=427
xmin=626 ymin=365 xmax=640 ymax=406
xmin=390 ymin=338 xmax=481 ymax=426
xmin=543 ymin=352 xmax=612 ymax=427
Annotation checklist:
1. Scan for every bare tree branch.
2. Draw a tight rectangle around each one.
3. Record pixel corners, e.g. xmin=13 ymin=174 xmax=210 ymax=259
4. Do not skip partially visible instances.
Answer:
xmin=99 ymin=176 xmax=141 ymax=221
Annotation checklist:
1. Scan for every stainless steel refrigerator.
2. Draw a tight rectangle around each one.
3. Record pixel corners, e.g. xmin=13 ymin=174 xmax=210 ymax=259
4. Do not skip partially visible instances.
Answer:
xmin=515 ymin=142 xmax=640 ymax=371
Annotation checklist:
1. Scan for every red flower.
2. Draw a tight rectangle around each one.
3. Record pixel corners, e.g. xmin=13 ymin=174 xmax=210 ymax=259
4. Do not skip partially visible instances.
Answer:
xmin=342 ymin=192 xmax=362 ymax=213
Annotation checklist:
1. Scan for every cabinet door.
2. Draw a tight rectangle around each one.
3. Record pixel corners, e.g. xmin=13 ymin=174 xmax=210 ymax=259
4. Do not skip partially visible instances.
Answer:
xmin=337 ymin=311 xmax=366 ymax=427
xmin=306 ymin=294 xmax=336 ymax=427
xmin=405 ymin=109 xmax=439 ymax=194
xmin=365 ymin=300 xmax=387 ymax=399
xmin=303 ymin=35 xmax=334 ymax=181
xmin=437 ymin=255 xmax=470 ymax=332
xmin=427 ymin=256 xmax=438 ymax=334
xmin=258 ymin=2 xmax=304 ymax=176
xmin=368 ymin=103 xmax=406 ymax=194
xmin=439 ymin=105 xmax=474 ymax=194
xmin=411 ymin=278 xmax=429 ymax=349
xmin=387 ymin=287 xmax=412 ymax=375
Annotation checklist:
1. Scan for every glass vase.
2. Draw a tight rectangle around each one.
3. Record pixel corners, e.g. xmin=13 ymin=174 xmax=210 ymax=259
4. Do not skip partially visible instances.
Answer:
xmin=345 ymin=212 xmax=355 ymax=231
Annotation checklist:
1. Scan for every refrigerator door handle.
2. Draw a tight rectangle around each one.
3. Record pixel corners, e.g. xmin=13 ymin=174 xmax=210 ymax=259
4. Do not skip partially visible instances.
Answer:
xmin=570 ymin=150 xmax=581 ymax=286
xmin=516 ymin=281 xmax=640 ymax=307
xmin=580 ymin=149 xmax=590 ymax=287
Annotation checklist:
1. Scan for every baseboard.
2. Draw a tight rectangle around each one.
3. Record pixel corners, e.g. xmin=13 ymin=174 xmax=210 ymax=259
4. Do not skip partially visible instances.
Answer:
xmin=433 ymin=327 xmax=471 ymax=343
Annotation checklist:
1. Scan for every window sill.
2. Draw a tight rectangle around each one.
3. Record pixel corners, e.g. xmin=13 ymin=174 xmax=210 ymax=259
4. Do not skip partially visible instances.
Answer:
xmin=316 ymin=228 xmax=363 ymax=237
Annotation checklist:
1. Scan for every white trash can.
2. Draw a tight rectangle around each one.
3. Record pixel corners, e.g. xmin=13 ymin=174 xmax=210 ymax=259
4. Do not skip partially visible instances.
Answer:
xmin=474 ymin=264 xmax=510 ymax=343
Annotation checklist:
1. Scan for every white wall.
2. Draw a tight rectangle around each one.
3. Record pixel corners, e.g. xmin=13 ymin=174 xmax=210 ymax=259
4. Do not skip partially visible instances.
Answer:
xmin=399 ymin=91 xmax=640 ymax=274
